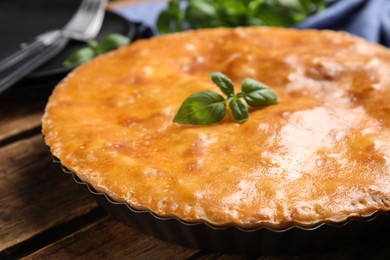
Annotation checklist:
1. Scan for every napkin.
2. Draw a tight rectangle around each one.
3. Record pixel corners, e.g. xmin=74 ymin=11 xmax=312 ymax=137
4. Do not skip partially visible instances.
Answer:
xmin=296 ymin=0 xmax=390 ymax=47
xmin=115 ymin=0 xmax=390 ymax=47
xmin=114 ymin=3 xmax=165 ymax=34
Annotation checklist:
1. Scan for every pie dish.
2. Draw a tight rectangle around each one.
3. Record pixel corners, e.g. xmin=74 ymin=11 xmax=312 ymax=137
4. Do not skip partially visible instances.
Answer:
xmin=42 ymin=27 xmax=390 ymax=253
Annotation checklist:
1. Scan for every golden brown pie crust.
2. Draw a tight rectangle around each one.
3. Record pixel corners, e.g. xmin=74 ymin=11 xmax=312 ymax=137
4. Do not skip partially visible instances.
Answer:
xmin=42 ymin=27 xmax=390 ymax=229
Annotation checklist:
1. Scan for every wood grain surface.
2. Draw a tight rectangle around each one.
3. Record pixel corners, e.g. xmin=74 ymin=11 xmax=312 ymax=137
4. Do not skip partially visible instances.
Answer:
xmin=0 ymin=135 xmax=98 ymax=252
xmin=1 ymin=70 xmax=390 ymax=260
xmin=0 ymin=90 xmax=45 ymax=144
xmin=25 ymin=217 xmax=199 ymax=259
xmin=1 ymin=1 xmax=390 ymax=259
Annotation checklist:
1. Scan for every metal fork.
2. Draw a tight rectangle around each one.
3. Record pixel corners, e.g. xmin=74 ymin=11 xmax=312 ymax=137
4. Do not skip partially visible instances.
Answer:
xmin=0 ymin=0 xmax=108 ymax=94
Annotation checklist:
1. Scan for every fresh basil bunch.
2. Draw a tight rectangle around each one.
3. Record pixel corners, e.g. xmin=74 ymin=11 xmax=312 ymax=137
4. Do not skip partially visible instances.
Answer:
xmin=173 ymin=72 xmax=279 ymax=125
xmin=63 ymin=33 xmax=130 ymax=68
xmin=157 ymin=0 xmax=326 ymax=33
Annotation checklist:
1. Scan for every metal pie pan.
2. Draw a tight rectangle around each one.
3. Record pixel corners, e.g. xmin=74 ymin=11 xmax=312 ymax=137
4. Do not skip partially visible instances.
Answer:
xmin=54 ymin=158 xmax=390 ymax=255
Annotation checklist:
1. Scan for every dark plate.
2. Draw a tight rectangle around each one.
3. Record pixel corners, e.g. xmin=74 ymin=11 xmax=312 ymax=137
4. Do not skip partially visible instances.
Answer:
xmin=0 ymin=0 xmax=136 ymax=82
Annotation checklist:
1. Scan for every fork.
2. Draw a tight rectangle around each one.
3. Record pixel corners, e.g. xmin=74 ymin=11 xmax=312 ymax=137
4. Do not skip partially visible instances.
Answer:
xmin=0 ymin=0 xmax=108 ymax=94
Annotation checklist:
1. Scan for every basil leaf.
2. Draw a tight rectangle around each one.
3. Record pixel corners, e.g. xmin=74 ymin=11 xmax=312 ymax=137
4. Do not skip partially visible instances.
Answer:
xmin=221 ymin=0 xmax=247 ymax=16
xmin=157 ymin=0 xmax=183 ymax=33
xmin=87 ymin=40 xmax=99 ymax=53
xmin=216 ymin=0 xmax=248 ymax=26
xmin=229 ymin=98 xmax=249 ymax=123
xmin=157 ymin=10 xmax=174 ymax=34
xmin=210 ymin=72 xmax=234 ymax=97
xmin=157 ymin=0 xmax=326 ymax=33
xmin=63 ymin=47 xmax=95 ymax=68
xmin=248 ymin=0 xmax=265 ymax=16
xmin=169 ymin=0 xmax=184 ymax=31
xmin=173 ymin=91 xmax=227 ymax=125
xmin=298 ymin=0 xmax=327 ymax=16
xmin=185 ymin=0 xmax=218 ymax=26
xmin=247 ymin=17 xmax=263 ymax=26
xmin=242 ymin=78 xmax=279 ymax=107
xmin=97 ymin=33 xmax=130 ymax=54
xmin=63 ymin=33 xmax=130 ymax=68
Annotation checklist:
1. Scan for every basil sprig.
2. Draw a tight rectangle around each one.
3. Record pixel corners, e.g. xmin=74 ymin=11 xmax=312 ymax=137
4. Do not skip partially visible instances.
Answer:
xmin=173 ymin=72 xmax=279 ymax=125
xmin=157 ymin=0 xmax=184 ymax=33
xmin=63 ymin=33 xmax=130 ymax=68
xmin=157 ymin=0 xmax=327 ymax=33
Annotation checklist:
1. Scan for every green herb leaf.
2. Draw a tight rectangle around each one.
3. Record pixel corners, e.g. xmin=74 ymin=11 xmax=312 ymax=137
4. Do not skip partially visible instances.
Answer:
xmin=210 ymin=72 xmax=234 ymax=97
xmin=157 ymin=0 xmax=184 ymax=33
xmin=168 ymin=0 xmax=184 ymax=30
xmin=173 ymin=73 xmax=279 ymax=125
xmin=216 ymin=0 xmax=247 ymax=26
xmin=87 ymin=40 xmax=99 ymax=53
xmin=63 ymin=47 xmax=95 ymax=68
xmin=157 ymin=0 xmax=327 ymax=33
xmin=242 ymin=78 xmax=279 ymax=107
xmin=63 ymin=33 xmax=131 ymax=68
xmin=229 ymin=98 xmax=249 ymax=123
xmin=248 ymin=0 xmax=266 ymax=16
xmin=97 ymin=33 xmax=130 ymax=54
xmin=185 ymin=0 xmax=218 ymax=26
xmin=157 ymin=10 xmax=174 ymax=34
xmin=173 ymin=91 xmax=227 ymax=125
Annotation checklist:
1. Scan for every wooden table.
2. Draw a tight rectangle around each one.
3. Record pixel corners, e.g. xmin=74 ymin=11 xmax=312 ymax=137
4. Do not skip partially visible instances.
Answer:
xmin=1 ymin=1 xmax=390 ymax=259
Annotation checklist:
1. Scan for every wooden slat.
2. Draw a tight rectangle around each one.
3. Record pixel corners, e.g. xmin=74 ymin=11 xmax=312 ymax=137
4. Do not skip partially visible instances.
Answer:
xmin=25 ymin=211 xmax=390 ymax=260
xmin=298 ymin=238 xmax=390 ymax=260
xmin=0 ymin=134 xmax=98 ymax=252
xmin=0 ymin=85 xmax=54 ymax=142
xmin=2 ymin=1 xmax=390 ymax=258
xmin=24 ymin=217 xmax=201 ymax=259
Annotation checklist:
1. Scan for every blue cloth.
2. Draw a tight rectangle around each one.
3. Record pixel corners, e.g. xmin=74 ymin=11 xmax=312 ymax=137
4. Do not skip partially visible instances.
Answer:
xmin=296 ymin=0 xmax=390 ymax=47
xmin=114 ymin=3 xmax=166 ymax=34
xmin=114 ymin=0 xmax=390 ymax=47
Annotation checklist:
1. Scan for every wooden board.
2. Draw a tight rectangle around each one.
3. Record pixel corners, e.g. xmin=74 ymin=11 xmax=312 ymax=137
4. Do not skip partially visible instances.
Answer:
xmin=1 ymin=56 xmax=390 ymax=260
xmin=1 ymin=1 xmax=390 ymax=259
xmin=0 ymin=135 xmax=98 ymax=253
xmin=0 ymin=86 xmax=52 ymax=144
xmin=24 ymin=217 xmax=200 ymax=259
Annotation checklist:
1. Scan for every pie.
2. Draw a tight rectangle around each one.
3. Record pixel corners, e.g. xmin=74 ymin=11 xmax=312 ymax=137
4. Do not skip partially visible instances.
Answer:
xmin=42 ymin=27 xmax=390 ymax=229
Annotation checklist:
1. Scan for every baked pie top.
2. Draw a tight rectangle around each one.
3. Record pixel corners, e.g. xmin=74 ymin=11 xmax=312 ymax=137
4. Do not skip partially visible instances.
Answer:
xmin=42 ymin=27 xmax=390 ymax=229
